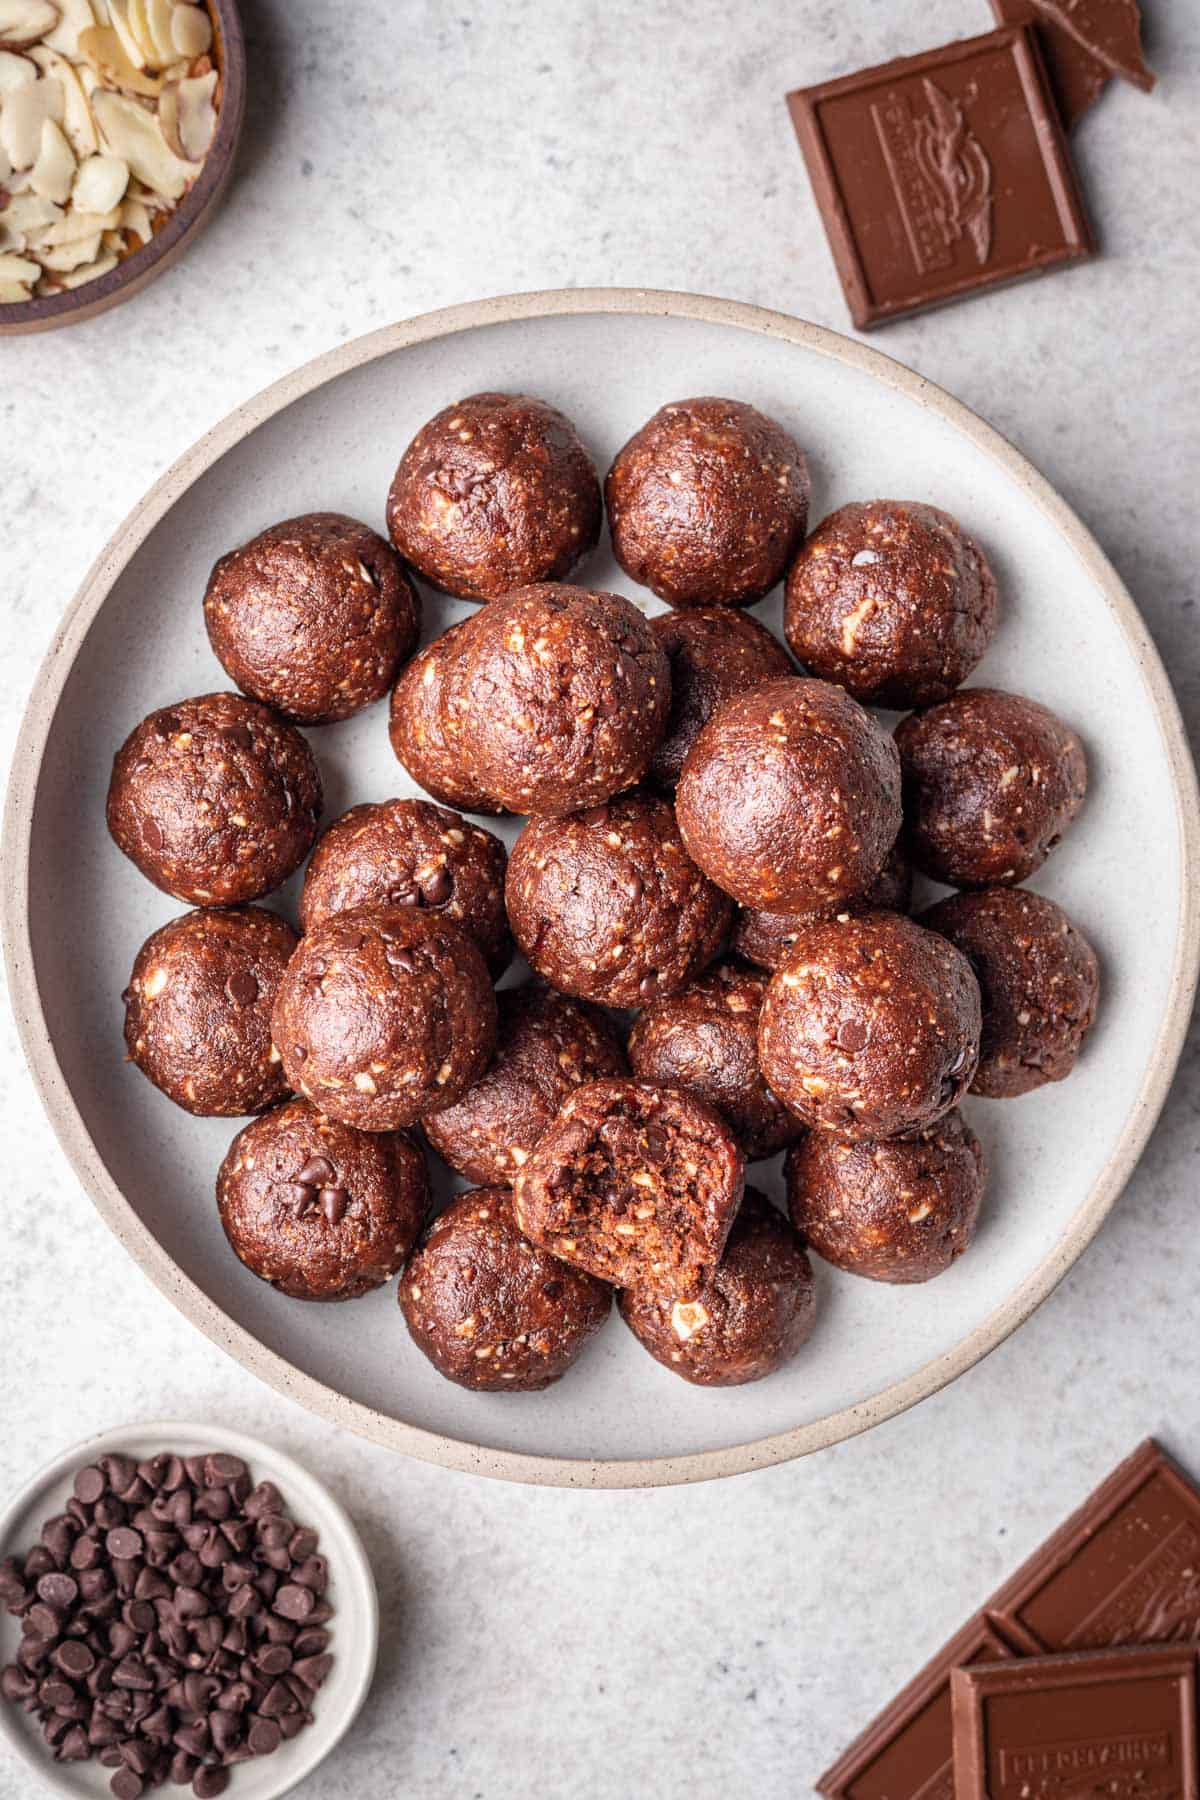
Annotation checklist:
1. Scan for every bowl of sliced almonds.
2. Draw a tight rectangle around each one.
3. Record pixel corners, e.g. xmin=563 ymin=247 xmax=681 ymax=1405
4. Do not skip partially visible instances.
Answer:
xmin=0 ymin=0 xmax=244 ymax=331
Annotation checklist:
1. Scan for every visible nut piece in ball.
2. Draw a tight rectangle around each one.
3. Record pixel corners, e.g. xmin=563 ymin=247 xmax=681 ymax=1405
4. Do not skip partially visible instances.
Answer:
xmin=730 ymin=838 xmax=913 ymax=971
xmin=107 ymin=692 xmax=322 ymax=906
xmin=300 ymin=798 xmax=512 ymax=977
xmin=676 ymin=676 xmax=902 ymax=912
xmin=435 ymin=584 xmax=671 ymax=816
xmin=272 ymin=906 xmax=497 ymax=1130
xmin=386 ymin=391 xmax=602 ymax=601
xmin=424 ymin=982 xmax=627 ymax=1187
xmin=784 ymin=500 xmax=998 ymax=708
xmin=217 ymin=1098 xmax=429 ymax=1300
xmin=203 ymin=512 xmax=421 ymax=724
xmin=398 ymin=1187 xmax=611 ymax=1391
xmin=628 ymin=960 xmax=803 ymax=1161
xmin=921 ymin=886 xmax=1099 ymax=1096
xmin=648 ymin=606 xmax=794 ymax=790
xmin=785 ymin=1110 xmax=985 ymax=1283
xmin=896 ymin=687 xmax=1087 ymax=887
xmin=123 ymin=906 xmax=297 ymax=1116
xmin=758 ymin=911 xmax=981 ymax=1140
xmin=505 ymin=791 xmax=731 ymax=1007
xmin=618 ymin=1190 xmax=816 ymax=1385
xmin=513 ymin=1078 xmax=744 ymax=1296
xmin=606 ymin=397 xmax=809 ymax=608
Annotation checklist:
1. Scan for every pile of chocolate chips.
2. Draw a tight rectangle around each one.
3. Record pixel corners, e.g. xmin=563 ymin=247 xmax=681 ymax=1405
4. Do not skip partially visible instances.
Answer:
xmin=0 ymin=1451 xmax=334 ymax=1798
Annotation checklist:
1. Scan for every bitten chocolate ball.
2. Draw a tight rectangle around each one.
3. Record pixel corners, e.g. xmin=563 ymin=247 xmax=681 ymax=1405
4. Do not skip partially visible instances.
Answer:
xmin=123 ymin=906 xmax=296 ymax=1116
xmin=896 ymin=687 xmax=1087 ymax=888
xmin=107 ymin=693 xmax=322 ymax=906
xmin=434 ymin=584 xmax=671 ymax=816
xmin=505 ymin=791 xmax=731 ymax=1007
xmin=618 ymin=1190 xmax=816 ymax=1385
xmin=300 ymin=798 xmax=512 ymax=977
xmin=921 ymin=887 xmax=1100 ymax=1097
xmin=606 ymin=397 xmax=809 ymax=608
xmin=676 ymin=676 xmax=902 ymax=913
xmin=272 ymin=907 xmax=496 ymax=1131
xmin=648 ymin=606 xmax=794 ymax=790
xmin=785 ymin=1110 xmax=985 ymax=1283
xmin=388 ymin=624 xmax=504 ymax=815
xmin=758 ymin=911 xmax=981 ymax=1140
xmin=424 ymin=982 xmax=627 ymax=1186
xmin=627 ymin=961 xmax=803 ymax=1161
xmin=386 ymin=391 xmax=602 ymax=601
xmin=217 ymin=1098 xmax=429 ymax=1300
xmin=730 ymin=838 xmax=913 ymax=970
xmin=203 ymin=512 xmax=421 ymax=724
xmin=783 ymin=500 xmax=998 ymax=708
xmin=513 ymin=1079 xmax=744 ymax=1296
xmin=398 ymin=1187 xmax=611 ymax=1391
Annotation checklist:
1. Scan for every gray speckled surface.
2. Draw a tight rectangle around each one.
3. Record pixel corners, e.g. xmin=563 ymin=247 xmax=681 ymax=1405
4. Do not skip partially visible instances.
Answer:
xmin=2 ymin=1 xmax=1199 ymax=1795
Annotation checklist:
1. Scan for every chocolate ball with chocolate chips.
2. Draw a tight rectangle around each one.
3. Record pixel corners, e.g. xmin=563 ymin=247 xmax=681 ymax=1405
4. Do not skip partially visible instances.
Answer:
xmin=628 ymin=961 xmax=803 ymax=1161
xmin=388 ymin=623 xmax=505 ymax=815
xmin=921 ymin=886 xmax=1100 ymax=1097
xmin=217 ymin=1098 xmax=429 ymax=1300
xmin=386 ymin=391 xmax=602 ymax=601
xmin=300 ymin=798 xmax=512 ymax=977
xmin=107 ymin=692 xmax=323 ymax=906
xmin=606 ymin=397 xmax=809 ymax=609
xmin=423 ymin=982 xmax=627 ymax=1186
xmin=618 ymin=1189 xmax=816 ymax=1385
xmin=676 ymin=676 xmax=902 ymax=913
xmin=398 ymin=1186 xmax=611 ymax=1391
xmin=272 ymin=906 xmax=496 ymax=1131
xmin=730 ymin=837 xmax=914 ymax=970
xmin=785 ymin=1109 xmax=985 ymax=1283
xmin=203 ymin=512 xmax=421 ymax=724
xmin=505 ymin=791 xmax=731 ymax=1007
xmin=896 ymin=687 xmax=1087 ymax=888
xmin=783 ymin=500 xmax=998 ymax=709
xmin=434 ymin=583 xmax=671 ymax=816
xmin=758 ymin=910 xmax=981 ymax=1140
xmin=513 ymin=1078 xmax=744 ymax=1297
xmin=123 ymin=906 xmax=297 ymax=1116
xmin=648 ymin=606 xmax=795 ymax=790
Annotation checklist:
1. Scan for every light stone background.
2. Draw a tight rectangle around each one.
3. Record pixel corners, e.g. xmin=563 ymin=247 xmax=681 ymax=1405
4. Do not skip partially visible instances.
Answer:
xmin=2 ymin=1 xmax=1199 ymax=1794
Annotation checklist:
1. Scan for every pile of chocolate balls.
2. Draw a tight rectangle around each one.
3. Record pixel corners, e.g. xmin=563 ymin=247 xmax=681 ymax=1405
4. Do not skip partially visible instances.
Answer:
xmin=106 ymin=390 xmax=1098 ymax=1393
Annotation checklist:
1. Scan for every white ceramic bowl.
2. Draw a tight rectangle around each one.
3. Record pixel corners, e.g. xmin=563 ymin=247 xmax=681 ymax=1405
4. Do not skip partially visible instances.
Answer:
xmin=4 ymin=289 xmax=1198 ymax=1488
xmin=0 ymin=1422 xmax=378 ymax=1797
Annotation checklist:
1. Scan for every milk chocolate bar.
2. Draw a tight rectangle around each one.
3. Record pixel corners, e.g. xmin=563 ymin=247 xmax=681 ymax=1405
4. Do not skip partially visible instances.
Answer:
xmin=819 ymin=1441 xmax=1200 ymax=1800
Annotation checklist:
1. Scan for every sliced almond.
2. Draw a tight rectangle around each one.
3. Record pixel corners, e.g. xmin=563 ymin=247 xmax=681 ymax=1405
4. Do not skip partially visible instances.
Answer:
xmin=0 ymin=46 xmax=36 ymax=91
xmin=0 ymin=145 xmax=12 ymax=181
xmin=158 ymin=63 xmax=210 ymax=159
xmin=91 ymin=84 xmax=189 ymax=197
xmin=30 ymin=113 xmax=74 ymax=200
xmin=0 ymin=275 xmax=34 ymax=297
xmin=0 ymin=245 xmax=38 ymax=279
xmin=58 ymin=243 xmax=114 ymax=282
xmin=0 ymin=1 xmax=60 ymax=49
xmin=168 ymin=1 xmax=208 ymax=58
xmin=77 ymin=22 xmax=159 ymax=93
xmin=71 ymin=145 xmax=123 ymax=208
xmin=1 ymin=186 xmax=61 ymax=229
xmin=126 ymin=0 xmax=160 ymax=65
xmin=142 ymin=0 xmax=171 ymax=59
xmin=118 ymin=189 xmax=146 ymax=235
xmin=35 ymin=222 xmax=97 ymax=265
xmin=41 ymin=0 xmax=95 ymax=54
xmin=105 ymin=0 xmax=148 ymax=69
xmin=35 ymin=198 xmax=114 ymax=240
xmin=0 ymin=74 xmax=63 ymax=169
xmin=29 ymin=45 xmax=98 ymax=155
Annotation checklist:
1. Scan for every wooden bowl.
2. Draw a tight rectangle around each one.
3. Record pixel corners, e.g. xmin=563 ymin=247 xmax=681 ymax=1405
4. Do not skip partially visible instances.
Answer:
xmin=0 ymin=0 xmax=245 ymax=336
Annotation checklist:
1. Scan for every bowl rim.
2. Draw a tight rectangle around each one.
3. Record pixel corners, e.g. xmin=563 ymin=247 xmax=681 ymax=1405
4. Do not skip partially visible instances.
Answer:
xmin=4 ymin=285 xmax=1198 ymax=1488
xmin=0 ymin=1417 xmax=379 ymax=1797
xmin=0 ymin=0 xmax=246 ymax=336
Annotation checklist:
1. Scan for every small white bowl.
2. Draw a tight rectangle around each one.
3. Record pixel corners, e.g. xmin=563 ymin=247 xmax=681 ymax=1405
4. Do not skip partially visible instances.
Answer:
xmin=0 ymin=1421 xmax=378 ymax=1798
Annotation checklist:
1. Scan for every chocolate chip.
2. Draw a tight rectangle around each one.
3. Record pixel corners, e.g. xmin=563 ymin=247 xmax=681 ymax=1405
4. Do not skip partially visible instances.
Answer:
xmin=320 ymin=1186 xmax=349 ymax=1226
xmin=292 ymin=1653 xmax=333 ymax=1690
xmin=74 ymin=1466 xmax=107 ymax=1506
xmin=220 ymin=724 xmax=253 ymax=750
xmin=296 ymin=1155 xmax=335 ymax=1186
xmin=418 ymin=864 xmax=452 ymax=905
xmin=38 ymin=1571 xmax=78 ymax=1609
xmin=106 ymin=1528 xmax=143 ymax=1562
xmin=290 ymin=1183 xmax=317 ymax=1218
xmin=385 ymin=946 xmax=417 ymax=975
xmin=272 ymin=1584 xmax=314 ymax=1622
xmin=54 ymin=1639 xmax=94 ymax=1677
xmin=225 ymin=969 xmax=258 ymax=1007
xmin=247 ymin=1714 xmax=281 ymax=1755
xmin=59 ymin=1723 xmax=90 ymax=1760
xmin=70 ymin=1534 xmax=102 ymax=1571
xmin=141 ymin=820 xmax=164 ymax=853
xmin=193 ymin=1768 xmax=230 ymax=1798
